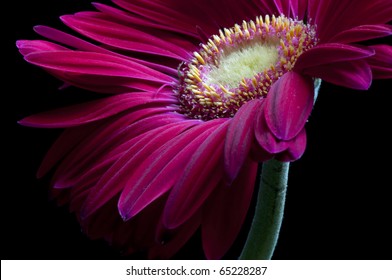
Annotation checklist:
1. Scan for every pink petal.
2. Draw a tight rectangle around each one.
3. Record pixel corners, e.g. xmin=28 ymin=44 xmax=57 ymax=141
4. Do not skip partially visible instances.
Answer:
xmin=254 ymin=101 xmax=290 ymax=154
xmin=92 ymin=2 xmax=199 ymax=39
xmin=51 ymin=109 xmax=178 ymax=188
xmin=202 ymin=158 xmax=258 ymax=259
xmin=272 ymin=0 xmax=291 ymax=16
xmin=19 ymin=93 xmax=176 ymax=128
xmin=276 ymin=128 xmax=307 ymax=162
xmin=33 ymin=25 xmax=179 ymax=77
xmin=59 ymin=113 xmax=189 ymax=190
xmin=303 ymin=60 xmax=373 ymax=90
xmin=50 ymin=73 xmax=167 ymax=94
xmin=307 ymin=0 xmax=352 ymax=40
xmin=289 ymin=0 xmax=308 ymax=20
xmin=24 ymin=50 xmax=175 ymax=94
xmin=224 ymin=99 xmax=261 ymax=183
xmin=163 ymin=121 xmax=230 ymax=229
xmin=25 ymin=51 xmax=173 ymax=83
xmin=33 ymin=25 xmax=119 ymax=56
xmin=112 ymin=0 xmax=204 ymax=34
xmin=81 ymin=121 xmax=199 ymax=219
xmin=252 ymin=0 xmax=283 ymax=17
xmin=16 ymin=40 xmax=68 ymax=55
xmin=112 ymin=0 xmax=260 ymax=38
xmin=308 ymin=0 xmax=392 ymax=41
xmin=341 ymin=0 xmax=392 ymax=29
xmin=367 ymin=45 xmax=392 ymax=79
xmin=60 ymin=14 xmax=189 ymax=59
xmin=329 ymin=24 xmax=392 ymax=44
xmin=265 ymin=72 xmax=314 ymax=140
xmin=118 ymin=120 xmax=223 ymax=220
xmin=295 ymin=43 xmax=375 ymax=72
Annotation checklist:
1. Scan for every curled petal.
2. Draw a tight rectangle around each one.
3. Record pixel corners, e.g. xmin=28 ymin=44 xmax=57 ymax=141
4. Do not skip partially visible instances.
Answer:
xmin=265 ymin=72 xmax=314 ymax=141
xmin=276 ymin=128 xmax=307 ymax=162
xmin=255 ymin=101 xmax=289 ymax=153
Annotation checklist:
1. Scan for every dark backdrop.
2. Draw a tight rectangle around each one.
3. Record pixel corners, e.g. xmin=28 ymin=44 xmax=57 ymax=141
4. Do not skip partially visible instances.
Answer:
xmin=4 ymin=0 xmax=392 ymax=260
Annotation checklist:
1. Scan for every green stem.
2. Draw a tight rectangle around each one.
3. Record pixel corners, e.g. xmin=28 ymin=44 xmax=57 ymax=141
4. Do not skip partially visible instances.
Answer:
xmin=239 ymin=159 xmax=289 ymax=260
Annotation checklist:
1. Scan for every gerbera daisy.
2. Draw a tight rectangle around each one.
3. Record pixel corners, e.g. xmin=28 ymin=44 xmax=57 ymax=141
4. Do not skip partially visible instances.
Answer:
xmin=17 ymin=0 xmax=391 ymax=259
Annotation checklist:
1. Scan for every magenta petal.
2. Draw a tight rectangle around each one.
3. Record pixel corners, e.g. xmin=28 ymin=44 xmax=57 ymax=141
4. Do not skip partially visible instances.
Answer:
xmin=17 ymin=40 xmax=68 ymax=55
xmin=224 ymin=99 xmax=261 ymax=183
xmin=52 ymin=110 xmax=179 ymax=189
xmin=113 ymin=0 xmax=261 ymax=39
xmin=62 ymin=113 xmax=189 ymax=188
xmin=80 ymin=121 xmax=197 ymax=218
xmin=286 ymin=128 xmax=307 ymax=160
xmin=163 ymin=121 xmax=229 ymax=229
xmin=329 ymin=24 xmax=392 ymax=44
xmin=289 ymin=0 xmax=308 ymax=20
xmin=19 ymin=93 xmax=175 ymax=128
xmin=202 ymin=158 xmax=258 ymax=259
xmin=304 ymin=60 xmax=373 ymax=90
xmin=272 ymin=0 xmax=291 ymax=16
xmin=60 ymin=15 xmax=189 ymax=59
xmin=276 ymin=128 xmax=307 ymax=162
xmin=52 ymin=73 xmax=166 ymax=94
xmin=367 ymin=45 xmax=392 ymax=79
xmin=308 ymin=0 xmax=392 ymax=41
xmin=295 ymin=43 xmax=375 ymax=71
xmin=33 ymin=25 xmax=118 ymax=56
xmin=252 ymin=0 xmax=283 ymax=17
xmin=112 ymin=0 xmax=203 ymax=34
xmin=92 ymin=2 xmax=199 ymax=39
xmin=265 ymin=72 xmax=314 ymax=141
xmin=117 ymin=121 xmax=222 ymax=220
xmin=25 ymin=51 xmax=174 ymax=83
xmin=255 ymin=101 xmax=289 ymax=153
xmin=33 ymin=25 xmax=178 ymax=77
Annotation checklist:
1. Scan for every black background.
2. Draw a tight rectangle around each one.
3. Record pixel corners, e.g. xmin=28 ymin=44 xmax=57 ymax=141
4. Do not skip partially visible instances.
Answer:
xmin=4 ymin=0 xmax=392 ymax=260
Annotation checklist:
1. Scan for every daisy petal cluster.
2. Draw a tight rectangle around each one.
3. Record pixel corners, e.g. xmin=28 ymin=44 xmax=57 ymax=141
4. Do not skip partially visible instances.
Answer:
xmin=17 ymin=0 xmax=392 ymax=259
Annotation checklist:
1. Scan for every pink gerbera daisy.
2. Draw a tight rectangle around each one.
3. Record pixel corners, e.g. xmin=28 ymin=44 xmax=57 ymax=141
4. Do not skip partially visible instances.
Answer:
xmin=17 ymin=0 xmax=391 ymax=259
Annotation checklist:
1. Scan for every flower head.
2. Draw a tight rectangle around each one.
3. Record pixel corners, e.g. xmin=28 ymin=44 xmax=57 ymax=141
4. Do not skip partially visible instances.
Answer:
xmin=17 ymin=0 xmax=392 ymax=259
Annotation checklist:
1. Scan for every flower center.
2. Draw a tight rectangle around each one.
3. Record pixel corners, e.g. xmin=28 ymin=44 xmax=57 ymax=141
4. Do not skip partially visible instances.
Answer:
xmin=175 ymin=15 xmax=318 ymax=120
